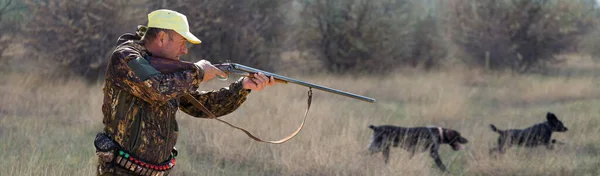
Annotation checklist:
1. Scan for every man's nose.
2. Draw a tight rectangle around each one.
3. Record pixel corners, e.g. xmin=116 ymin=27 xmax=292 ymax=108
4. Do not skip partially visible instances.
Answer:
xmin=181 ymin=45 xmax=188 ymax=54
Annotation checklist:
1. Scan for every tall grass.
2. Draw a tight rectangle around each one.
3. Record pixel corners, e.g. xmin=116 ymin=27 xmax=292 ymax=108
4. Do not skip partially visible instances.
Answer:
xmin=1 ymin=55 xmax=600 ymax=175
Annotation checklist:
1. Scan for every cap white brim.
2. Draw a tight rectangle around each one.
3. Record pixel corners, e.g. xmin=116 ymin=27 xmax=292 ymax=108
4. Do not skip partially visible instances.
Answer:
xmin=175 ymin=30 xmax=201 ymax=44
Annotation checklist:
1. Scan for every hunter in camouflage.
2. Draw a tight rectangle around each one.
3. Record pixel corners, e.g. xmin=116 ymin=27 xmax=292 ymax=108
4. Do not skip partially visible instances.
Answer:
xmin=96 ymin=9 xmax=274 ymax=176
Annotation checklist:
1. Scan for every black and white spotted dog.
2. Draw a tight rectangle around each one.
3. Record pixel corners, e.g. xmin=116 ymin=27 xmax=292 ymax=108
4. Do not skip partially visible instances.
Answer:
xmin=367 ymin=125 xmax=468 ymax=171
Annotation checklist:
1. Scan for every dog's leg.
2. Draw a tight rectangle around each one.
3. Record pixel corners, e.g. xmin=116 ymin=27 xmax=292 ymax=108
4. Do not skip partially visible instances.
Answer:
xmin=546 ymin=143 xmax=554 ymax=150
xmin=393 ymin=135 xmax=400 ymax=147
xmin=545 ymin=139 xmax=555 ymax=150
xmin=497 ymin=137 xmax=507 ymax=154
xmin=429 ymin=144 xmax=447 ymax=172
xmin=489 ymin=147 xmax=498 ymax=155
xmin=409 ymin=148 xmax=417 ymax=159
xmin=498 ymin=145 xmax=506 ymax=154
xmin=489 ymin=143 xmax=503 ymax=155
xmin=548 ymin=139 xmax=566 ymax=150
xmin=382 ymin=146 xmax=390 ymax=164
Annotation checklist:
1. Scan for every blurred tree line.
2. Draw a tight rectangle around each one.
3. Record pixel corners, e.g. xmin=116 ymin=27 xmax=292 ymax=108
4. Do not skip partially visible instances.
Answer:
xmin=0 ymin=0 xmax=598 ymax=80
xmin=448 ymin=0 xmax=599 ymax=72
xmin=0 ymin=0 xmax=24 ymax=64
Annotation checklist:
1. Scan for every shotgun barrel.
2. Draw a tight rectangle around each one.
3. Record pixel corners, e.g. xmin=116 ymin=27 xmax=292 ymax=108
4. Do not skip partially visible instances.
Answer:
xmin=214 ymin=63 xmax=376 ymax=103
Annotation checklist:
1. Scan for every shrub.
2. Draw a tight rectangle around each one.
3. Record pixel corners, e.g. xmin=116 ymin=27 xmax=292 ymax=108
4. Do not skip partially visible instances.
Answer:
xmin=447 ymin=0 xmax=597 ymax=72
xmin=23 ymin=0 xmax=149 ymax=80
xmin=0 ymin=0 xmax=24 ymax=58
xmin=298 ymin=0 xmax=418 ymax=73
xmin=411 ymin=10 xmax=448 ymax=70
xmin=577 ymin=7 xmax=600 ymax=61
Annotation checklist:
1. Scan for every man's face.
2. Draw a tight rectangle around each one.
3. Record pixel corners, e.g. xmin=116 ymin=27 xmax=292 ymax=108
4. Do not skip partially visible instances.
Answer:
xmin=157 ymin=31 xmax=188 ymax=60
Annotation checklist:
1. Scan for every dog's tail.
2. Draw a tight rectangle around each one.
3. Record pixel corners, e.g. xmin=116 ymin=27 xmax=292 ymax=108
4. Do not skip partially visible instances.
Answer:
xmin=368 ymin=125 xmax=376 ymax=130
xmin=552 ymin=139 xmax=567 ymax=145
xmin=489 ymin=124 xmax=502 ymax=134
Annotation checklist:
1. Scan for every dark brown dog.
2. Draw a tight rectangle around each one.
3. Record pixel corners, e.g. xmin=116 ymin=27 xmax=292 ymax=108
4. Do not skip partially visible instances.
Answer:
xmin=489 ymin=112 xmax=568 ymax=154
xmin=367 ymin=125 xmax=468 ymax=171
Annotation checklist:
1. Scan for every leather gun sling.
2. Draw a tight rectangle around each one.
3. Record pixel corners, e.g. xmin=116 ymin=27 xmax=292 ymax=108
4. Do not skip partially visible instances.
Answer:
xmin=182 ymin=89 xmax=312 ymax=144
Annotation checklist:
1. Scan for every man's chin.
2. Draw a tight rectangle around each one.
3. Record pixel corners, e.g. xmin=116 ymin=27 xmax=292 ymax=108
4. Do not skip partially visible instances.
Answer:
xmin=153 ymin=54 xmax=179 ymax=60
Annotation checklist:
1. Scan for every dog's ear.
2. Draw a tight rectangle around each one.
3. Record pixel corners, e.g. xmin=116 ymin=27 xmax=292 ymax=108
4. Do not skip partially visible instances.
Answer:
xmin=547 ymin=112 xmax=559 ymax=122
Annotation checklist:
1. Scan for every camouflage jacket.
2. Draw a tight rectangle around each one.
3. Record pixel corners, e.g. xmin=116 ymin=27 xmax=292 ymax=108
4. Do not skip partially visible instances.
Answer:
xmin=101 ymin=33 xmax=250 ymax=164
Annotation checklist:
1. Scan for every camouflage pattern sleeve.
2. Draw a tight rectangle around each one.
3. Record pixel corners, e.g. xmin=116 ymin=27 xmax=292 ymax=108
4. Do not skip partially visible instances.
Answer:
xmin=179 ymin=78 xmax=251 ymax=118
xmin=108 ymin=45 xmax=204 ymax=106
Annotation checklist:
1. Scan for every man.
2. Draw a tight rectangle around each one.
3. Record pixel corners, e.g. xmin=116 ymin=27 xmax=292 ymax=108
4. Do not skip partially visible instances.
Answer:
xmin=95 ymin=9 xmax=274 ymax=175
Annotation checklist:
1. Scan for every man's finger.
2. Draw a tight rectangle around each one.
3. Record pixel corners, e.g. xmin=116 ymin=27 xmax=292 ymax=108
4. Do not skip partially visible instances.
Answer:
xmin=255 ymin=75 xmax=268 ymax=90
xmin=257 ymin=79 xmax=264 ymax=91
xmin=268 ymin=76 xmax=275 ymax=86
xmin=254 ymin=78 xmax=265 ymax=91
xmin=251 ymin=73 xmax=261 ymax=85
xmin=257 ymin=73 xmax=268 ymax=84
xmin=250 ymin=77 xmax=260 ymax=88
xmin=259 ymin=74 xmax=268 ymax=87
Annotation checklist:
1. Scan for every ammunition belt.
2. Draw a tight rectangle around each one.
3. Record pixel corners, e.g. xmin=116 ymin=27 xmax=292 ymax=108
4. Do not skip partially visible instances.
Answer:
xmin=94 ymin=132 xmax=177 ymax=176
xmin=114 ymin=149 xmax=176 ymax=176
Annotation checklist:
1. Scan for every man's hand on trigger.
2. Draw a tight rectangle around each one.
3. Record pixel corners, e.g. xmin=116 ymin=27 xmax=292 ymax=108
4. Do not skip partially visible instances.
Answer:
xmin=242 ymin=72 xmax=275 ymax=91
xmin=194 ymin=60 xmax=227 ymax=82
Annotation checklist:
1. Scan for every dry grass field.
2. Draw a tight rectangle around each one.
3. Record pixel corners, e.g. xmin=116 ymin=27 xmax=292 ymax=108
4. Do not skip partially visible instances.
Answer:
xmin=1 ymin=54 xmax=600 ymax=176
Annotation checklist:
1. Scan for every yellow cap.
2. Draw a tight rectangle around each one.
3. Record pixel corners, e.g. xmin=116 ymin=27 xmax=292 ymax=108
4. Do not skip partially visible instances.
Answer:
xmin=147 ymin=9 xmax=201 ymax=44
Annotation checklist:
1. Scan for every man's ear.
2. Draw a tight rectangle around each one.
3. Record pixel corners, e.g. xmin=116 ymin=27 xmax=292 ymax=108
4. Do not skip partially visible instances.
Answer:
xmin=157 ymin=31 xmax=167 ymax=47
